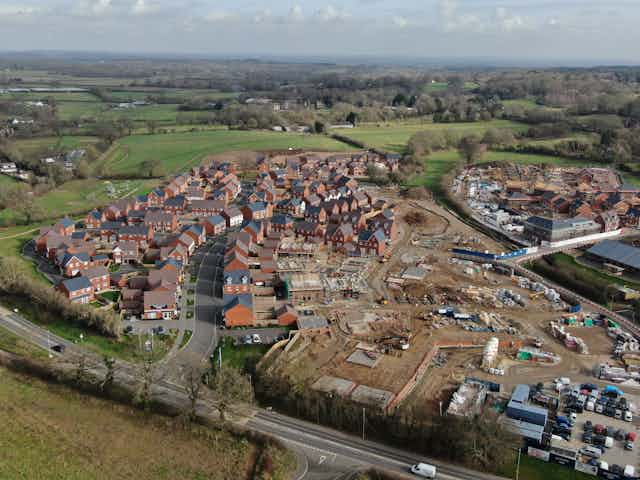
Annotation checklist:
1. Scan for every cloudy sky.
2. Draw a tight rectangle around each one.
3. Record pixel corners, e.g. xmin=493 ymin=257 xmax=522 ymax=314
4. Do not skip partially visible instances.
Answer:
xmin=2 ymin=0 xmax=639 ymax=64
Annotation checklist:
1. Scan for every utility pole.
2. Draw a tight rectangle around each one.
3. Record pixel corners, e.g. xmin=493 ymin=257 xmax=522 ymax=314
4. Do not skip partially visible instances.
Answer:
xmin=515 ymin=448 xmax=521 ymax=480
xmin=218 ymin=346 xmax=222 ymax=369
xmin=362 ymin=407 xmax=366 ymax=440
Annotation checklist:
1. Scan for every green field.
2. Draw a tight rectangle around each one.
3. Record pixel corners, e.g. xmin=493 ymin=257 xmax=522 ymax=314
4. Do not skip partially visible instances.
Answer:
xmin=1 ymin=91 xmax=99 ymax=102
xmin=56 ymin=101 xmax=104 ymax=120
xmin=0 ymin=366 xmax=294 ymax=480
xmin=525 ymin=133 xmax=599 ymax=147
xmin=422 ymin=81 xmax=479 ymax=93
xmin=342 ymin=119 xmax=527 ymax=153
xmin=407 ymin=149 xmax=583 ymax=192
xmin=108 ymin=88 xmax=238 ymax=101
xmin=0 ymin=178 xmax=156 ymax=225
xmin=14 ymin=135 xmax=102 ymax=158
xmin=0 ymin=174 xmax=18 ymax=186
xmin=102 ymin=130 xmax=356 ymax=176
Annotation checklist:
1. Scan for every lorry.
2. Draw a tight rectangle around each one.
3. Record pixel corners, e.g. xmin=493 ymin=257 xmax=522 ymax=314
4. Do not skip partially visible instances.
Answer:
xmin=411 ymin=463 xmax=437 ymax=479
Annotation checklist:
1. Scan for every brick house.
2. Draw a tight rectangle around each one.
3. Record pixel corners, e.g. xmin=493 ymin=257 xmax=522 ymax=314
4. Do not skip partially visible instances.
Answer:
xmin=85 ymin=210 xmax=105 ymax=229
xmin=99 ymin=221 xmax=125 ymax=243
xmin=241 ymin=202 xmax=272 ymax=222
xmin=147 ymin=188 xmax=167 ymax=207
xmin=58 ymin=276 xmax=94 ymax=304
xmin=276 ymin=304 xmax=298 ymax=326
xmin=294 ymin=221 xmax=325 ymax=241
xmin=221 ymin=207 xmax=244 ymax=228
xmin=223 ymin=269 xmax=251 ymax=295
xmin=203 ymin=215 xmax=226 ymax=235
xmin=143 ymin=291 xmax=178 ymax=320
xmin=305 ymin=206 xmax=327 ymax=224
xmin=271 ymin=214 xmax=294 ymax=233
xmin=81 ymin=266 xmax=110 ymax=293
xmin=59 ymin=251 xmax=91 ymax=277
xmin=118 ymin=225 xmax=153 ymax=248
xmin=357 ymin=229 xmax=387 ymax=257
xmin=112 ymin=241 xmax=140 ymax=264
xmin=325 ymin=224 xmax=354 ymax=248
xmin=163 ymin=195 xmax=188 ymax=215
xmin=144 ymin=210 xmax=178 ymax=233
xmin=190 ymin=199 xmax=225 ymax=216
xmin=223 ymin=294 xmax=255 ymax=327
xmin=53 ymin=217 xmax=75 ymax=236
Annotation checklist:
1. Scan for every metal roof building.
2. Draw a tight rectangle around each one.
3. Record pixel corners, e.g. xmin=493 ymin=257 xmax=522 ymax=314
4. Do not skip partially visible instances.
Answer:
xmin=587 ymin=240 xmax=640 ymax=271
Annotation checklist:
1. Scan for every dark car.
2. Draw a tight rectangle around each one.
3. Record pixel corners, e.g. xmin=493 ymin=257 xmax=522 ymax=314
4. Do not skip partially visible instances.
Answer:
xmin=615 ymin=429 xmax=627 ymax=441
xmin=581 ymin=383 xmax=598 ymax=391
xmin=611 ymin=465 xmax=623 ymax=475
xmin=51 ymin=344 xmax=65 ymax=353
xmin=582 ymin=433 xmax=593 ymax=444
xmin=584 ymin=420 xmax=593 ymax=431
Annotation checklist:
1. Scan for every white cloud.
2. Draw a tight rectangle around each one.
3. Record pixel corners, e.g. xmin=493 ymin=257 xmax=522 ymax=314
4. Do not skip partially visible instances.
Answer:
xmin=439 ymin=0 xmax=483 ymax=33
xmin=73 ymin=0 xmax=113 ymax=17
xmin=495 ymin=7 xmax=526 ymax=32
xmin=131 ymin=0 xmax=157 ymax=16
xmin=288 ymin=5 xmax=304 ymax=23
xmin=204 ymin=10 xmax=236 ymax=23
xmin=392 ymin=15 xmax=408 ymax=28
xmin=0 ymin=5 xmax=41 ymax=16
xmin=316 ymin=5 xmax=350 ymax=22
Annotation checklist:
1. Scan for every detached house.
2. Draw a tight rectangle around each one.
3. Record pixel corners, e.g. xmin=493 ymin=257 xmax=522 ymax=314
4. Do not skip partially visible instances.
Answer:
xmin=221 ymin=207 xmax=243 ymax=228
xmin=58 ymin=277 xmax=94 ymax=304
xmin=60 ymin=251 xmax=91 ymax=277
xmin=53 ymin=217 xmax=75 ymax=236
xmin=118 ymin=225 xmax=153 ymax=248
xmin=143 ymin=291 xmax=178 ymax=320
xmin=241 ymin=202 xmax=272 ymax=222
xmin=112 ymin=241 xmax=140 ymax=264
xmin=85 ymin=210 xmax=105 ymax=229
xmin=81 ymin=266 xmax=110 ymax=293
xmin=203 ymin=215 xmax=226 ymax=235
xmin=357 ymin=229 xmax=387 ymax=257
xmin=223 ymin=294 xmax=255 ymax=327
xmin=325 ymin=224 xmax=354 ymax=248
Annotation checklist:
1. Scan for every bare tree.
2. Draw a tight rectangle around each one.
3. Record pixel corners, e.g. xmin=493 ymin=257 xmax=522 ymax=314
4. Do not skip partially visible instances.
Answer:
xmin=135 ymin=358 xmax=163 ymax=410
xmin=100 ymin=355 xmax=116 ymax=391
xmin=209 ymin=365 xmax=253 ymax=421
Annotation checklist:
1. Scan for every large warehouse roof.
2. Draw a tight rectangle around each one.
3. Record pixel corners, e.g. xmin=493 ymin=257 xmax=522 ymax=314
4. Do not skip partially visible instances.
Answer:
xmin=587 ymin=240 xmax=640 ymax=270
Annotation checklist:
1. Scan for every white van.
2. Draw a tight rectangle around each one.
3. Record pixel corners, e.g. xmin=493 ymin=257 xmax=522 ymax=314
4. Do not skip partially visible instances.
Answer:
xmin=411 ymin=463 xmax=437 ymax=479
xmin=580 ymin=446 xmax=602 ymax=459
xmin=599 ymin=461 xmax=609 ymax=472
xmin=624 ymin=465 xmax=635 ymax=478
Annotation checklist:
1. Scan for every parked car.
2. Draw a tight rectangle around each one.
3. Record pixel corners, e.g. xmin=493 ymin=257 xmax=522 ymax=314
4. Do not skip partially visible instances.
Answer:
xmin=243 ymin=334 xmax=253 ymax=344
xmin=51 ymin=344 xmax=65 ymax=353
xmin=410 ymin=463 xmax=436 ymax=479
xmin=252 ymin=334 xmax=262 ymax=344
xmin=580 ymin=446 xmax=602 ymax=459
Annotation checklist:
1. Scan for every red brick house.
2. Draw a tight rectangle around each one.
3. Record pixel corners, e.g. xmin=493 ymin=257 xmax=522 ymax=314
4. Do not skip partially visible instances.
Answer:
xmin=357 ymin=229 xmax=387 ymax=257
xmin=57 ymin=277 xmax=94 ymax=304
xmin=81 ymin=266 xmax=110 ymax=293
xmin=143 ymin=291 xmax=178 ymax=320
xmin=85 ymin=210 xmax=105 ymax=229
xmin=118 ymin=225 xmax=153 ymax=248
xmin=190 ymin=199 xmax=225 ymax=216
xmin=203 ymin=215 xmax=226 ymax=235
xmin=325 ymin=224 xmax=354 ymax=248
xmin=276 ymin=304 xmax=298 ymax=326
xmin=144 ymin=210 xmax=178 ymax=233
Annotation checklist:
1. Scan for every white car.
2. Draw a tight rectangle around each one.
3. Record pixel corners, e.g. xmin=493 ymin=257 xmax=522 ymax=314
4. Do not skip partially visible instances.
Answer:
xmin=252 ymin=334 xmax=262 ymax=344
xmin=411 ymin=463 xmax=436 ymax=479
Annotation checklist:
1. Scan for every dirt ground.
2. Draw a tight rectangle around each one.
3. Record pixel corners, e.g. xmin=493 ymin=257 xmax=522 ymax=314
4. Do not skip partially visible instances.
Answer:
xmin=267 ymin=192 xmax=623 ymax=411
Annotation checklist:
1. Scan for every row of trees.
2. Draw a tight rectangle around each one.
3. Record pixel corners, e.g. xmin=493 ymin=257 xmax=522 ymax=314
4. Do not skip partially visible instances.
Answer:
xmin=255 ymin=371 xmax=516 ymax=473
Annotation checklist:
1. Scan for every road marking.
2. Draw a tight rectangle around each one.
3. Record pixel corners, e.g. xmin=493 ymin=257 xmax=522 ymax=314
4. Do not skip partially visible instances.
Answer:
xmin=318 ymin=455 xmax=326 ymax=465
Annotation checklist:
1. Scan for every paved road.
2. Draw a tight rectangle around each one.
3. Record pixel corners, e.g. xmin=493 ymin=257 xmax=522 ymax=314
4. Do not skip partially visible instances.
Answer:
xmin=171 ymin=238 xmax=226 ymax=367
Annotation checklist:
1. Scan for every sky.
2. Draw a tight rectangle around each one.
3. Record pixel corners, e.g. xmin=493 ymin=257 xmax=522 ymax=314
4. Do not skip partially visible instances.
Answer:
xmin=2 ymin=0 xmax=640 ymax=65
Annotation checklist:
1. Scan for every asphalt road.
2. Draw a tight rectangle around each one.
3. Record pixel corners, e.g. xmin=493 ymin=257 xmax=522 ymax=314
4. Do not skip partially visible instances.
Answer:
xmin=170 ymin=238 xmax=226 ymax=366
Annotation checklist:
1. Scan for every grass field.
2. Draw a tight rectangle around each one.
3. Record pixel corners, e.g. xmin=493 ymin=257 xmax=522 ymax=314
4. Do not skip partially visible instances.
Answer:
xmin=0 ymin=178 xmax=156 ymax=225
xmin=525 ymin=133 xmax=599 ymax=147
xmin=406 ymin=149 xmax=584 ymax=192
xmin=498 ymin=456 xmax=593 ymax=480
xmin=14 ymin=135 xmax=102 ymax=158
xmin=108 ymin=89 xmax=238 ymax=101
xmin=0 ymin=366 xmax=294 ymax=480
xmin=1 ymin=91 xmax=99 ymax=102
xmin=422 ymin=81 xmax=479 ymax=93
xmin=0 ymin=174 xmax=18 ymax=186
xmin=103 ymin=130 xmax=356 ymax=176
xmin=342 ymin=119 xmax=528 ymax=153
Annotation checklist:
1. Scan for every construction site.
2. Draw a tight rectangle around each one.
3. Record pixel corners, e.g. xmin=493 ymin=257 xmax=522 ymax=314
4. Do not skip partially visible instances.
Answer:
xmin=260 ymin=193 xmax=636 ymax=418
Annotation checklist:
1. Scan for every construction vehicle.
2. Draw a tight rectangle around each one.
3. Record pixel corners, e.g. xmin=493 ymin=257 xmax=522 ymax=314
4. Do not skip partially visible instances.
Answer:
xmin=530 ymin=291 xmax=545 ymax=300
xmin=533 ymin=337 xmax=543 ymax=348
xmin=377 ymin=296 xmax=389 ymax=305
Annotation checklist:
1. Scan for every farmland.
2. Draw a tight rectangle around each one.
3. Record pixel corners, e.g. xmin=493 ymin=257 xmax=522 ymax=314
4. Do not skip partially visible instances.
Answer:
xmin=13 ymin=135 xmax=102 ymax=159
xmin=0 ymin=178 xmax=156 ymax=225
xmin=0 ymin=366 xmax=294 ymax=480
xmin=101 ymin=130 xmax=356 ymax=176
xmin=340 ymin=119 xmax=528 ymax=153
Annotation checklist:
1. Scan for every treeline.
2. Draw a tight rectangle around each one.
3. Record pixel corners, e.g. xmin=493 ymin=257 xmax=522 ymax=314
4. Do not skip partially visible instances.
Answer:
xmin=0 ymin=256 xmax=121 ymax=337
xmin=254 ymin=372 xmax=517 ymax=474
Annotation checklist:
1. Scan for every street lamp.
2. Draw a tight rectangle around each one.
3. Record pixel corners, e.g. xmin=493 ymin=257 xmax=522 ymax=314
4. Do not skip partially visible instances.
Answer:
xmin=515 ymin=447 xmax=522 ymax=480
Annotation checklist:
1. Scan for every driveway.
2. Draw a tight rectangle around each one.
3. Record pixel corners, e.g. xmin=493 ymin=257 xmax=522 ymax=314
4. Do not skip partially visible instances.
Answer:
xmin=22 ymin=240 xmax=62 ymax=284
